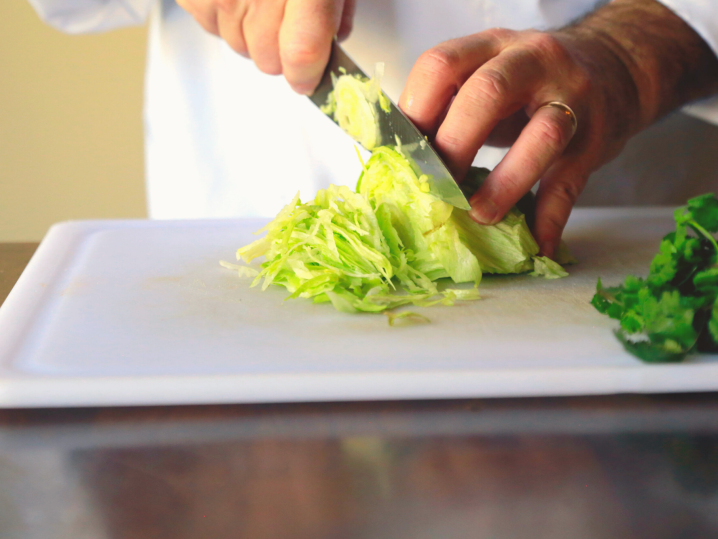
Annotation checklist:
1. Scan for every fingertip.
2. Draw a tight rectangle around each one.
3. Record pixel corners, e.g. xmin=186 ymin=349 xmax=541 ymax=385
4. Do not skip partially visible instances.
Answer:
xmin=280 ymin=0 xmax=337 ymax=94
xmin=280 ymin=39 xmax=330 ymax=91
xmin=291 ymin=81 xmax=318 ymax=95
xmin=538 ymin=240 xmax=556 ymax=259
xmin=468 ymin=197 xmax=500 ymax=225
xmin=336 ymin=24 xmax=352 ymax=42
xmin=253 ymin=54 xmax=283 ymax=76
xmin=533 ymin=167 xmax=586 ymax=262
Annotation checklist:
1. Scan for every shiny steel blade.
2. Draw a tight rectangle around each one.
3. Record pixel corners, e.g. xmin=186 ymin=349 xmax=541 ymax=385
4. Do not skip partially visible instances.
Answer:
xmin=309 ymin=42 xmax=471 ymax=211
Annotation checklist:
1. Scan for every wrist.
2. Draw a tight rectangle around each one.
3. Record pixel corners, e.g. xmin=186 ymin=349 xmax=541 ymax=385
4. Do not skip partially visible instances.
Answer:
xmin=558 ymin=0 xmax=718 ymax=132
xmin=552 ymin=24 xmax=644 ymax=144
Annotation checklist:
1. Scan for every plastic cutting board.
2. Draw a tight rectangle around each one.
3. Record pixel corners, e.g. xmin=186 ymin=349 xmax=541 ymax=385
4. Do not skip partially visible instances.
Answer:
xmin=1 ymin=208 xmax=717 ymax=407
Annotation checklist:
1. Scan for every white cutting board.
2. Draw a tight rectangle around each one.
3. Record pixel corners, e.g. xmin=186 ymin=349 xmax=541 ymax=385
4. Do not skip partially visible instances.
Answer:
xmin=1 ymin=208 xmax=717 ymax=408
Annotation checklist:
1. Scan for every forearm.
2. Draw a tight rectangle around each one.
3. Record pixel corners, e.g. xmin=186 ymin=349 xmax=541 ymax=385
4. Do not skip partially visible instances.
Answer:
xmin=559 ymin=0 xmax=718 ymax=132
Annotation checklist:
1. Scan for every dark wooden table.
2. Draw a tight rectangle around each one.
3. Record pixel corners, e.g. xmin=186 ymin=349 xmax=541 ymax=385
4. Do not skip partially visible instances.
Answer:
xmin=2 ymin=243 xmax=718 ymax=539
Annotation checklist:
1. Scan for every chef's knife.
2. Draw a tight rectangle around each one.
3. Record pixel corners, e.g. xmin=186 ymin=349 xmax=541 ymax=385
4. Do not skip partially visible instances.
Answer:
xmin=308 ymin=41 xmax=472 ymax=211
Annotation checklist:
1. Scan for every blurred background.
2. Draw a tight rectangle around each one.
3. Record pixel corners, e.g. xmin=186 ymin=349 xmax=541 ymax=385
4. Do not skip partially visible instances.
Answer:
xmin=0 ymin=0 xmax=147 ymax=242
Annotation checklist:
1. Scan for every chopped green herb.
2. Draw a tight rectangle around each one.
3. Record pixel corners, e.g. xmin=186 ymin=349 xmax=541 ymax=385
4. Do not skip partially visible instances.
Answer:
xmin=592 ymin=193 xmax=718 ymax=362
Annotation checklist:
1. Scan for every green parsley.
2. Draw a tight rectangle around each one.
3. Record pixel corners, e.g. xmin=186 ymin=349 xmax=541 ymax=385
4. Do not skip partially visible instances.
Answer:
xmin=592 ymin=193 xmax=718 ymax=362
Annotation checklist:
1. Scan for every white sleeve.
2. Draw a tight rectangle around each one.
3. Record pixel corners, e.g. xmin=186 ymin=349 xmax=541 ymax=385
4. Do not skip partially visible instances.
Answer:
xmin=654 ymin=0 xmax=718 ymax=125
xmin=27 ymin=0 xmax=155 ymax=34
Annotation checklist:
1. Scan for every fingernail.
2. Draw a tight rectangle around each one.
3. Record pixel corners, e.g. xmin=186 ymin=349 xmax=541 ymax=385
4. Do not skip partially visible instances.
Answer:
xmin=469 ymin=199 xmax=499 ymax=225
xmin=540 ymin=241 xmax=556 ymax=259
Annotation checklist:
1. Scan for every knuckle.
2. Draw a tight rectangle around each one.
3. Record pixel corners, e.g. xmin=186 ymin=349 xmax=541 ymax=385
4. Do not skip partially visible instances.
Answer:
xmin=483 ymin=27 xmax=514 ymax=43
xmin=573 ymin=68 xmax=592 ymax=98
xmin=525 ymin=32 xmax=566 ymax=63
xmin=436 ymin=131 xmax=465 ymax=151
xmin=534 ymin=118 xmax=570 ymax=150
xmin=497 ymin=174 xmax=523 ymax=198
xmin=467 ymin=68 xmax=511 ymax=107
xmin=549 ymin=178 xmax=582 ymax=207
xmin=281 ymin=39 xmax=325 ymax=69
xmin=417 ymin=46 xmax=461 ymax=79
xmin=413 ymin=46 xmax=463 ymax=93
xmin=543 ymin=212 xmax=567 ymax=238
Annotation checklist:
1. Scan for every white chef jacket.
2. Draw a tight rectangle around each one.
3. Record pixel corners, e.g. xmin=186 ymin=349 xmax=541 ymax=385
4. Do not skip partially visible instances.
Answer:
xmin=28 ymin=0 xmax=718 ymax=219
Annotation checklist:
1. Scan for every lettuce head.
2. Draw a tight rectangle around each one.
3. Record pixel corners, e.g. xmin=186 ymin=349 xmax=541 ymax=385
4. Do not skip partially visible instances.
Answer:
xmin=232 ymin=147 xmax=571 ymax=315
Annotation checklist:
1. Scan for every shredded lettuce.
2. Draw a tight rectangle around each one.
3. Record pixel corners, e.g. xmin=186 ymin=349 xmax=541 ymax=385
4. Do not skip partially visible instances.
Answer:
xmin=220 ymin=260 xmax=259 ymax=278
xmin=235 ymin=184 xmax=478 ymax=314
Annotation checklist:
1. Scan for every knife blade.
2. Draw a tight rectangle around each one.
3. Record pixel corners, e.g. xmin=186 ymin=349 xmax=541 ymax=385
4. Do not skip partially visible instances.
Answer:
xmin=308 ymin=42 xmax=472 ymax=211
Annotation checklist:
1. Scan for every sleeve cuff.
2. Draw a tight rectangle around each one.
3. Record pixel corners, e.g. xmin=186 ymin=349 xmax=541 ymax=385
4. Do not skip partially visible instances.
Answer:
xmin=27 ymin=0 xmax=153 ymax=33
xmin=654 ymin=0 xmax=718 ymax=125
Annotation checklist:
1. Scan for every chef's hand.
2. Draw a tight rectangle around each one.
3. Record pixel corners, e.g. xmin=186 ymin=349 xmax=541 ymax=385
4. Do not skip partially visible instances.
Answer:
xmin=399 ymin=0 xmax=718 ymax=258
xmin=176 ymin=0 xmax=355 ymax=94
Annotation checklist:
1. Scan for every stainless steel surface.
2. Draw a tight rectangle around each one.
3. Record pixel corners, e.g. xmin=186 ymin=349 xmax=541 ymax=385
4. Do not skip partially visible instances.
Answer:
xmin=3 ymin=397 xmax=718 ymax=539
xmin=3 ymin=243 xmax=718 ymax=539
xmin=309 ymin=42 xmax=471 ymax=210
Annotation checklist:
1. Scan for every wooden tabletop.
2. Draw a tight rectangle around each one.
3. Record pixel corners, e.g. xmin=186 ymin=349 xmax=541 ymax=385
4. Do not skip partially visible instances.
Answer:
xmin=2 ymin=242 xmax=718 ymax=539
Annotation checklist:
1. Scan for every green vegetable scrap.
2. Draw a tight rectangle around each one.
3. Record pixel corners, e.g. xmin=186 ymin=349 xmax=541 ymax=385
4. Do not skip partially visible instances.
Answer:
xmin=233 ymin=147 xmax=571 ymax=316
xmin=385 ymin=311 xmax=430 ymax=327
xmin=530 ymin=256 xmax=569 ymax=279
xmin=592 ymin=193 xmax=718 ymax=362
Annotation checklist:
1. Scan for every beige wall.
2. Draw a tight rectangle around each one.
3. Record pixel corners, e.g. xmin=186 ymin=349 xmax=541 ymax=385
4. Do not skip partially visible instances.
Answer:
xmin=0 ymin=0 xmax=148 ymax=242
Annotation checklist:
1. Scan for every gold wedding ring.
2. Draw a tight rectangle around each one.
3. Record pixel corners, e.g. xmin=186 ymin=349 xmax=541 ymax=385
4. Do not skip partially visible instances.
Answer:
xmin=537 ymin=101 xmax=578 ymax=135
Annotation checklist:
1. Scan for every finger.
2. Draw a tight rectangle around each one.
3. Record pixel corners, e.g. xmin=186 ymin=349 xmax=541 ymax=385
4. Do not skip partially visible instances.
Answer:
xmin=337 ymin=0 xmax=355 ymax=42
xmin=532 ymin=163 xmax=588 ymax=258
xmin=399 ymin=33 xmax=505 ymax=137
xmin=217 ymin=4 xmax=249 ymax=56
xmin=243 ymin=0 xmax=285 ymax=74
xmin=178 ymin=0 xmax=220 ymax=35
xmin=435 ymin=47 xmax=545 ymax=179
xmin=279 ymin=0 xmax=343 ymax=94
xmin=468 ymin=101 xmax=577 ymax=225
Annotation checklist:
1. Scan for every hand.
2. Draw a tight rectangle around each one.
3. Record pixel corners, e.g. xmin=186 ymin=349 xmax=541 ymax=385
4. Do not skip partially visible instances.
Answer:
xmin=399 ymin=27 xmax=643 ymax=259
xmin=176 ymin=0 xmax=356 ymax=94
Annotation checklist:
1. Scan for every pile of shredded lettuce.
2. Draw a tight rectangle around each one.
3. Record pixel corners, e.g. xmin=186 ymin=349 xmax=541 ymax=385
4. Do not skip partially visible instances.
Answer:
xmin=231 ymin=145 xmax=571 ymax=314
